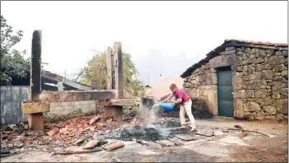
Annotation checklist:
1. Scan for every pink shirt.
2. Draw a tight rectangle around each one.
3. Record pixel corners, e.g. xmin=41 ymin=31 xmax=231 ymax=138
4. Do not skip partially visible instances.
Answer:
xmin=173 ymin=89 xmax=190 ymax=103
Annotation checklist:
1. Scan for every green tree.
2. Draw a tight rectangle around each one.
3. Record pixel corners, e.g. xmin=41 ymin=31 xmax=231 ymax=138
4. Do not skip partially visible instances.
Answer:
xmin=76 ymin=51 xmax=143 ymax=96
xmin=1 ymin=15 xmax=29 ymax=84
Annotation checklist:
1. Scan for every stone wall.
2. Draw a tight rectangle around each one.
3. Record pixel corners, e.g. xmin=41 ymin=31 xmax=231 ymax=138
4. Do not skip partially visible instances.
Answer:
xmin=234 ymin=48 xmax=288 ymax=120
xmin=183 ymin=46 xmax=288 ymax=120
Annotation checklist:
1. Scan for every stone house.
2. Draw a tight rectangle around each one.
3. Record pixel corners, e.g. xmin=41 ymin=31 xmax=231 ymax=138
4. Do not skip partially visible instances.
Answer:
xmin=181 ymin=39 xmax=288 ymax=120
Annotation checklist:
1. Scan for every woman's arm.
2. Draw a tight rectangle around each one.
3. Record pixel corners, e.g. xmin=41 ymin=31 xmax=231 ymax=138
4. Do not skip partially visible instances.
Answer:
xmin=160 ymin=93 xmax=171 ymax=101
xmin=162 ymin=93 xmax=173 ymax=102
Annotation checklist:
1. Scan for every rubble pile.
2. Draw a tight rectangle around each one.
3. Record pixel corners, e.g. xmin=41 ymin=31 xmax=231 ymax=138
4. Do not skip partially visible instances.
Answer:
xmin=0 ymin=113 xmax=121 ymax=151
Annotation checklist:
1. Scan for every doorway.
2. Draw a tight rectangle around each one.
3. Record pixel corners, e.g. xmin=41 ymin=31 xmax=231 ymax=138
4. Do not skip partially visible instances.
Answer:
xmin=217 ymin=67 xmax=234 ymax=117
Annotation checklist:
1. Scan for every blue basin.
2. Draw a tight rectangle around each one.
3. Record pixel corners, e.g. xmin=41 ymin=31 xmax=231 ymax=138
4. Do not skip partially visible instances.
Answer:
xmin=159 ymin=103 xmax=174 ymax=112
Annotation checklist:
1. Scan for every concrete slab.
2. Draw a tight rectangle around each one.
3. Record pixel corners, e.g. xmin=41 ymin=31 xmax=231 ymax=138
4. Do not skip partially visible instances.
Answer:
xmin=37 ymin=90 xmax=115 ymax=102
xmin=22 ymin=101 xmax=50 ymax=114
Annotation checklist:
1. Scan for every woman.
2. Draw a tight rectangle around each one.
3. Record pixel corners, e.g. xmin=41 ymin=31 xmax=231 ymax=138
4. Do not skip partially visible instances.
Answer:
xmin=160 ymin=83 xmax=196 ymax=131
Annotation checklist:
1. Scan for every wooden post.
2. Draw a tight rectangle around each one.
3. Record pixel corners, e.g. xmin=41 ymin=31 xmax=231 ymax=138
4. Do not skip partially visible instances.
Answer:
xmin=106 ymin=47 xmax=113 ymax=90
xmin=113 ymin=42 xmax=124 ymax=99
xmin=28 ymin=30 xmax=44 ymax=131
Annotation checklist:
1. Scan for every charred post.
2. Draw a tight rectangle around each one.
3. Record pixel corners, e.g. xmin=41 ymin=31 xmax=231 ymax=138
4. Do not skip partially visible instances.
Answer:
xmin=30 ymin=30 xmax=42 ymax=100
xmin=106 ymin=47 xmax=113 ymax=90
xmin=113 ymin=42 xmax=124 ymax=99
xmin=28 ymin=30 xmax=44 ymax=131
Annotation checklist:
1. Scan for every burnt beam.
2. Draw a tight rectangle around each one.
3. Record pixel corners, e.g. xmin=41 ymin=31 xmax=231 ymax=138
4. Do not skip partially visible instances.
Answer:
xmin=30 ymin=30 xmax=42 ymax=99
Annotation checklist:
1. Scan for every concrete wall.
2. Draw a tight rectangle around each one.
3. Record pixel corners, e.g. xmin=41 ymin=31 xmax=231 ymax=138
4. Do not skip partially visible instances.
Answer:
xmin=183 ymin=47 xmax=288 ymax=120
xmin=47 ymin=101 xmax=98 ymax=116
xmin=1 ymin=86 xmax=29 ymax=124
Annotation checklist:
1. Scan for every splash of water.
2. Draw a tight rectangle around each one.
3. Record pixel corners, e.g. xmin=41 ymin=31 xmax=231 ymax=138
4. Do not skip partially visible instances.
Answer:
xmin=131 ymin=99 xmax=161 ymax=126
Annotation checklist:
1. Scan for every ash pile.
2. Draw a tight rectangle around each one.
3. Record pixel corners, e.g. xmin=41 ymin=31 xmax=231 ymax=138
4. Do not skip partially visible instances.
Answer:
xmin=105 ymin=119 xmax=191 ymax=142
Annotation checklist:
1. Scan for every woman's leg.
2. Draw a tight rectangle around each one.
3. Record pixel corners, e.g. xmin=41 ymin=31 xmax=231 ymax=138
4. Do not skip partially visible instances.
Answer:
xmin=179 ymin=104 xmax=186 ymax=127
xmin=184 ymin=100 xmax=196 ymax=131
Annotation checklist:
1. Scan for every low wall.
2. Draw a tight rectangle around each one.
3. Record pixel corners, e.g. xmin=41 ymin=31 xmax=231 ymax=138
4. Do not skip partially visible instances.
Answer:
xmin=1 ymin=86 xmax=100 ymax=124
xmin=44 ymin=101 xmax=99 ymax=121
xmin=49 ymin=101 xmax=97 ymax=115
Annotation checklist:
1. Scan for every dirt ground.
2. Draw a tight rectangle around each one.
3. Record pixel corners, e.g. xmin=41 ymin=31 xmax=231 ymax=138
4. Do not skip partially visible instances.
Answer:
xmin=1 ymin=117 xmax=288 ymax=162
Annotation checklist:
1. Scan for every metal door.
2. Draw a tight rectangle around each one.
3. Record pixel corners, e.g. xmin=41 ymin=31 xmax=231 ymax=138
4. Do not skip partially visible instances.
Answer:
xmin=217 ymin=67 xmax=234 ymax=117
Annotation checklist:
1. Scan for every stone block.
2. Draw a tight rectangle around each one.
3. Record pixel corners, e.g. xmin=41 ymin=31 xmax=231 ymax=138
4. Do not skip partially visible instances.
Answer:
xmin=255 ymin=112 xmax=265 ymax=120
xmin=282 ymin=50 xmax=288 ymax=56
xmin=233 ymin=73 xmax=244 ymax=90
xmin=265 ymin=49 xmax=273 ymax=55
xmin=246 ymin=90 xmax=254 ymax=98
xmin=268 ymin=55 xmax=285 ymax=65
xmin=247 ymin=102 xmax=261 ymax=111
xmin=272 ymin=92 xmax=281 ymax=99
xmin=256 ymin=64 xmax=263 ymax=71
xmin=275 ymin=51 xmax=282 ymax=56
xmin=264 ymin=64 xmax=272 ymax=70
xmin=234 ymin=99 xmax=244 ymax=119
xmin=263 ymin=98 xmax=274 ymax=106
xmin=276 ymin=114 xmax=285 ymax=119
xmin=264 ymin=115 xmax=276 ymax=119
xmin=254 ymin=89 xmax=267 ymax=98
xmin=272 ymin=76 xmax=283 ymax=81
xmin=247 ymin=65 xmax=255 ymax=74
xmin=281 ymin=70 xmax=288 ymax=77
xmin=263 ymin=106 xmax=276 ymax=115
xmin=234 ymin=90 xmax=246 ymax=98
xmin=22 ymin=101 xmax=50 ymax=114
xmin=244 ymin=113 xmax=255 ymax=121
xmin=236 ymin=66 xmax=243 ymax=72
xmin=209 ymin=55 xmax=231 ymax=68
xmin=183 ymin=82 xmax=192 ymax=88
xmin=258 ymin=49 xmax=266 ymax=57
xmin=282 ymin=99 xmax=288 ymax=114
xmin=262 ymin=70 xmax=273 ymax=79
xmin=255 ymin=57 xmax=265 ymax=64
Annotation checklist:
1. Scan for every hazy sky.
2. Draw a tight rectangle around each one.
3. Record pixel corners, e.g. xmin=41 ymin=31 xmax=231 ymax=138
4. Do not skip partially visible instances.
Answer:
xmin=1 ymin=1 xmax=287 ymax=85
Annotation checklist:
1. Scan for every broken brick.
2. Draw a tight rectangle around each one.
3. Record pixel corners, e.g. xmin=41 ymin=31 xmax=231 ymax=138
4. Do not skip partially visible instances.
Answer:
xmin=89 ymin=116 xmax=100 ymax=125
xmin=103 ymin=141 xmax=124 ymax=151
xmin=82 ymin=139 xmax=99 ymax=149
xmin=59 ymin=128 xmax=69 ymax=134
xmin=47 ymin=128 xmax=59 ymax=137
